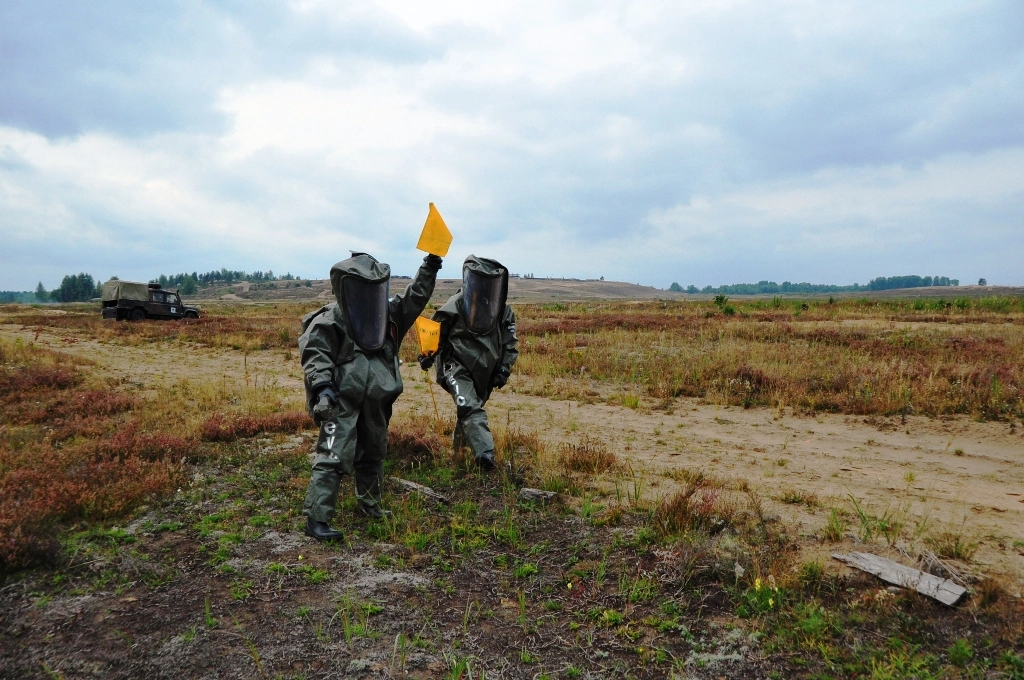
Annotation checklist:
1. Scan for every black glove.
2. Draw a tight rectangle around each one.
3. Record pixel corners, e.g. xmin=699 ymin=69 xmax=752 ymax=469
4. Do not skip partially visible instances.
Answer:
xmin=423 ymin=254 xmax=443 ymax=271
xmin=417 ymin=353 xmax=436 ymax=371
xmin=491 ymin=368 xmax=510 ymax=389
xmin=315 ymin=385 xmax=338 ymax=405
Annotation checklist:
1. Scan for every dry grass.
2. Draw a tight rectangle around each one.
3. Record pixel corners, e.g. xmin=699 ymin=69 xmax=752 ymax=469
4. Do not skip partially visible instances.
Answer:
xmin=10 ymin=295 xmax=1021 ymax=419
xmin=513 ymin=298 xmax=1024 ymax=419
xmin=926 ymin=529 xmax=980 ymax=561
xmin=2 ymin=302 xmax=317 ymax=351
xmin=556 ymin=436 xmax=617 ymax=475
xmin=652 ymin=471 xmax=735 ymax=537
xmin=387 ymin=413 xmax=453 ymax=466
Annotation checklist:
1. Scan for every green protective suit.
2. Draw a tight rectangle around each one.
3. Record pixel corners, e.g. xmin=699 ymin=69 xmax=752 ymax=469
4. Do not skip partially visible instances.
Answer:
xmin=431 ymin=255 xmax=518 ymax=458
xmin=300 ymin=253 xmax=440 ymax=523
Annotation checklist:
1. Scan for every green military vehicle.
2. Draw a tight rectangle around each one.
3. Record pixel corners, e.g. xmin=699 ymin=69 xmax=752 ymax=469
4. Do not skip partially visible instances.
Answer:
xmin=100 ymin=280 xmax=200 ymax=321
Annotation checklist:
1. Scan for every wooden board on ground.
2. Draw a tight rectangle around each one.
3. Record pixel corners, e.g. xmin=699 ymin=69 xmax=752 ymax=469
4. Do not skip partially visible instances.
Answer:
xmin=519 ymin=488 xmax=558 ymax=503
xmin=391 ymin=477 xmax=450 ymax=504
xmin=832 ymin=552 xmax=967 ymax=606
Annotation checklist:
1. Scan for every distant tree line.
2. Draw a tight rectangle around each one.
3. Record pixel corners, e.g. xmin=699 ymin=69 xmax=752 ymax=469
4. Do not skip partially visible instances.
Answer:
xmin=670 ymin=275 xmax=960 ymax=295
xmin=865 ymin=275 xmax=957 ymax=290
xmin=151 ymin=269 xmax=300 ymax=294
xmin=5 ymin=269 xmax=306 ymax=304
xmin=10 ymin=274 xmax=105 ymax=303
xmin=0 ymin=291 xmax=37 ymax=303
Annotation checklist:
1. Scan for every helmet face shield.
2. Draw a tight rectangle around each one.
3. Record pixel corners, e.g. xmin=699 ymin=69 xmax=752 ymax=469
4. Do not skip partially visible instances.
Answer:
xmin=341 ymin=276 xmax=389 ymax=351
xmin=462 ymin=269 xmax=505 ymax=334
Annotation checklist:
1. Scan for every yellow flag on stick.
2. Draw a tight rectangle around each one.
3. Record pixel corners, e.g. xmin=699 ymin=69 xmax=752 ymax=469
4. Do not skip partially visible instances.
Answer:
xmin=416 ymin=203 xmax=453 ymax=257
xmin=414 ymin=316 xmax=441 ymax=355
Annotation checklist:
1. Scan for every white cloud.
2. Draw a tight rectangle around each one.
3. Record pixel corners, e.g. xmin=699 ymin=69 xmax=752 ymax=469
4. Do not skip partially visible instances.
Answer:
xmin=1 ymin=0 xmax=1022 ymax=289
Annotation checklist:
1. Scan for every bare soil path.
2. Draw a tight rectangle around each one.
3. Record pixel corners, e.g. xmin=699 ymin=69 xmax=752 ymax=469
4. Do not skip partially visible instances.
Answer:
xmin=403 ymin=372 xmax=1024 ymax=589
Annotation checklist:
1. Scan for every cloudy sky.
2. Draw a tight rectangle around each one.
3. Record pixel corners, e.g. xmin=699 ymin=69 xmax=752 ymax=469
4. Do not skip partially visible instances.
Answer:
xmin=2 ymin=0 xmax=1022 ymax=290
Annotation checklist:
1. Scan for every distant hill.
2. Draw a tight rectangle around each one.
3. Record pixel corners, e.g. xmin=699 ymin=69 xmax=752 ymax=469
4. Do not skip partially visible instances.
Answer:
xmin=671 ymin=275 xmax=960 ymax=295
xmin=187 ymin=276 xmax=674 ymax=304
xmin=184 ymin=277 xmax=1023 ymax=304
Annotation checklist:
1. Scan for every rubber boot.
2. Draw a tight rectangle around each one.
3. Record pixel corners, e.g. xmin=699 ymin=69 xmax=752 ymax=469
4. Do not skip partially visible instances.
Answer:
xmin=475 ymin=450 xmax=496 ymax=471
xmin=304 ymin=517 xmax=344 ymax=542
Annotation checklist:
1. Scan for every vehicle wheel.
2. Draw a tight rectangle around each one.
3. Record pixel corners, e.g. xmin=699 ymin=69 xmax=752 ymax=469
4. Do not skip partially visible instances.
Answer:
xmin=185 ymin=311 xmax=199 ymax=319
xmin=129 ymin=309 xmax=146 ymax=322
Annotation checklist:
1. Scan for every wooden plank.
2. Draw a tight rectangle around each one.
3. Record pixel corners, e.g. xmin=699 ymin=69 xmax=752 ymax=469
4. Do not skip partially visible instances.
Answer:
xmin=832 ymin=552 xmax=967 ymax=606
xmin=519 ymin=488 xmax=558 ymax=503
xmin=390 ymin=477 xmax=450 ymax=504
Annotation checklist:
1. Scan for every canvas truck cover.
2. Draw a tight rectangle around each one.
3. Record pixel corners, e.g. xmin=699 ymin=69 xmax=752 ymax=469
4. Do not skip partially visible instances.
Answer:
xmin=101 ymin=280 xmax=149 ymax=302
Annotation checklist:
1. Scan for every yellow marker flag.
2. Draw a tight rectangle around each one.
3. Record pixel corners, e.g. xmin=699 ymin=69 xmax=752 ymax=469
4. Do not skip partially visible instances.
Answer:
xmin=416 ymin=203 xmax=453 ymax=257
xmin=414 ymin=316 xmax=441 ymax=355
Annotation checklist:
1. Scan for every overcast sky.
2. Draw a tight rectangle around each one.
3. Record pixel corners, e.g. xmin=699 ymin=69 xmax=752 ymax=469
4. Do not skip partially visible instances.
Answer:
xmin=2 ymin=0 xmax=1022 ymax=290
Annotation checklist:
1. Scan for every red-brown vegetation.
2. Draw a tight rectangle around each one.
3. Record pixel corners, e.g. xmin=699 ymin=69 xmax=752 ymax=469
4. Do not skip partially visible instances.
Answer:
xmin=1 ymin=345 xmax=188 ymax=568
xmin=0 ymin=338 xmax=318 ymax=570
xmin=200 ymin=411 xmax=312 ymax=442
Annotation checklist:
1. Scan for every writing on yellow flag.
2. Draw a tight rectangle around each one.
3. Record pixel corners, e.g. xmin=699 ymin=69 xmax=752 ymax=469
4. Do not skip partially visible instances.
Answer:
xmin=416 ymin=203 xmax=453 ymax=257
xmin=414 ymin=316 xmax=441 ymax=355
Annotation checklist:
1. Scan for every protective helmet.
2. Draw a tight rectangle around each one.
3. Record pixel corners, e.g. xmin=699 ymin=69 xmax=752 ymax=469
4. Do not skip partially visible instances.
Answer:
xmin=330 ymin=252 xmax=390 ymax=351
xmin=460 ymin=255 xmax=508 ymax=334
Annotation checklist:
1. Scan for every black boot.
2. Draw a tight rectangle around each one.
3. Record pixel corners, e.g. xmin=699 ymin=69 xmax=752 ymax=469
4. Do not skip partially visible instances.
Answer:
xmin=304 ymin=517 xmax=343 ymax=541
xmin=357 ymin=502 xmax=393 ymax=520
xmin=475 ymin=450 xmax=496 ymax=471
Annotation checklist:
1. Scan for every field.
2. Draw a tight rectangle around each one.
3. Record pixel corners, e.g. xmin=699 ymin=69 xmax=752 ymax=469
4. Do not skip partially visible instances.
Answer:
xmin=1 ymin=293 xmax=1023 ymax=679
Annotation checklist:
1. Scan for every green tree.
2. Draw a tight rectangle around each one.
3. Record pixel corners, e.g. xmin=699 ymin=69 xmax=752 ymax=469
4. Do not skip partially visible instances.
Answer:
xmin=669 ymin=282 xmax=683 ymax=292
xmin=35 ymin=282 xmax=48 ymax=302
xmin=51 ymin=273 xmax=99 ymax=302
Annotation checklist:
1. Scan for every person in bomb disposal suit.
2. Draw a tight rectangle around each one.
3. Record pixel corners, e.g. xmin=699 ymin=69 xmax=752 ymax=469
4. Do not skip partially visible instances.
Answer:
xmin=419 ymin=255 xmax=518 ymax=470
xmin=299 ymin=251 xmax=442 ymax=541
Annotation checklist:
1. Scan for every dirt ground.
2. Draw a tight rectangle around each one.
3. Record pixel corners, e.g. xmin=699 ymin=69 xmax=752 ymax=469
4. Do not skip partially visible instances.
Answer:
xmin=5 ymin=321 xmax=1022 ymax=591
xmin=4 ymin=312 xmax=1024 ymax=679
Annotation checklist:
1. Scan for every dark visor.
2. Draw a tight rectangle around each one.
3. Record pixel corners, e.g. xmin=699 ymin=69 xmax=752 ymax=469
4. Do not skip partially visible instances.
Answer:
xmin=342 ymin=277 xmax=389 ymax=351
xmin=463 ymin=270 xmax=504 ymax=333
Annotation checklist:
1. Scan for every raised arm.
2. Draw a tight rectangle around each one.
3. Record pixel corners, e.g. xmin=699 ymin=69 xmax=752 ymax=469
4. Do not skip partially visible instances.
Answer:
xmin=390 ymin=254 xmax=442 ymax=341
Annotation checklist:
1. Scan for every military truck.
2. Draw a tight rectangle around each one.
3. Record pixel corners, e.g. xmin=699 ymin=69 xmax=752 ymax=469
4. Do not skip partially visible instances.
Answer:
xmin=100 ymin=280 xmax=200 ymax=321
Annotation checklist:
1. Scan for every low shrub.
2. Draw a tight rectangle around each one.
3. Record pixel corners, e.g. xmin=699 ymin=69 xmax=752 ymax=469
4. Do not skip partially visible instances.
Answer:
xmin=926 ymin=531 xmax=979 ymax=561
xmin=200 ymin=411 xmax=312 ymax=442
xmin=653 ymin=473 xmax=734 ymax=537
xmin=557 ymin=436 xmax=617 ymax=475
xmin=0 ymin=345 xmax=190 ymax=571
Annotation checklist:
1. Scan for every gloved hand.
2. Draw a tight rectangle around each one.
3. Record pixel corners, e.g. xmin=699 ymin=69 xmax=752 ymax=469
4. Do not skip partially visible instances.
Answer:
xmin=315 ymin=385 xmax=338 ymax=405
xmin=423 ymin=254 xmax=443 ymax=271
xmin=312 ymin=385 xmax=338 ymax=424
xmin=417 ymin=353 xmax=436 ymax=371
xmin=491 ymin=368 xmax=510 ymax=389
